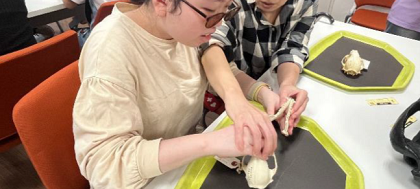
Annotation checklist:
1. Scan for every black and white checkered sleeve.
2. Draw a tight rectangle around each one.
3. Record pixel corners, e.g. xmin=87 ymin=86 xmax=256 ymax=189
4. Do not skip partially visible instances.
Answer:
xmin=199 ymin=17 xmax=240 ymax=63
xmin=272 ymin=0 xmax=318 ymax=73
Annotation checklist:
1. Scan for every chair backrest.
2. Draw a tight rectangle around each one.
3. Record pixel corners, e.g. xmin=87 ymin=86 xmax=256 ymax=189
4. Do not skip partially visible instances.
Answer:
xmin=355 ymin=0 xmax=395 ymax=8
xmin=92 ymin=0 xmax=129 ymax=28
xmin=0 ymin=30 xmax=80 ymax=152
xmin=13 ymin=62 xmax=89 ymax=189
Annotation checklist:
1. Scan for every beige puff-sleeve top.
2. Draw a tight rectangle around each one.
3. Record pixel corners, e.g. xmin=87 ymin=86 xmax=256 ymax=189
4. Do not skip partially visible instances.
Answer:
xmin=72 ymin=3 xmax=207 ymax=188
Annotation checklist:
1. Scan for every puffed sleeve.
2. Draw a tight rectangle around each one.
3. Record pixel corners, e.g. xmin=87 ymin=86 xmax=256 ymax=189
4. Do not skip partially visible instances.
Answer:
xmin=73 ymin=77 xmax=162 ymax=189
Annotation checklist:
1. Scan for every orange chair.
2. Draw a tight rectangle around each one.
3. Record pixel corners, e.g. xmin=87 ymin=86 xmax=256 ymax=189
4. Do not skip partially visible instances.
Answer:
xmin=0 ymin=30 xmax=80 ymax=152
xmin=92 ymin=0 xmax=129 ymax=28
xmin=348 ymin=0 xmax=395 ymax=31
xmin=13 ymin=62 xmax=89 ymax=189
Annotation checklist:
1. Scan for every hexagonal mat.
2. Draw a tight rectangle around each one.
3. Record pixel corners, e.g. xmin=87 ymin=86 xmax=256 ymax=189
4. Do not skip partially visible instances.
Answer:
xmin=175 ymin=102 xmax=364 ymax=189
xmin=303 ymin=31 xmax=414 ymax=91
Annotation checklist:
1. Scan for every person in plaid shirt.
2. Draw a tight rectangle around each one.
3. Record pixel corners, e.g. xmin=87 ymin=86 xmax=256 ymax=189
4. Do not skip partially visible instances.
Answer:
xmin=201 ymin=0 xmax=317 ymax=137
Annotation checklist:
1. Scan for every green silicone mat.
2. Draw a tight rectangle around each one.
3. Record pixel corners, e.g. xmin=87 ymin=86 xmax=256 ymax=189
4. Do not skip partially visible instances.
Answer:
xmin=174 ymin=101 xmax=364 ymax=189
xmin=303 ymin=30 xmax=415 ymax=91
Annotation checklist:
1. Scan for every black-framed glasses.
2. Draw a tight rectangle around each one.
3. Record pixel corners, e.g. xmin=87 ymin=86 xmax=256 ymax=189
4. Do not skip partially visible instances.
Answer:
xmin=181 ymin=0 xmax=241 ymax=28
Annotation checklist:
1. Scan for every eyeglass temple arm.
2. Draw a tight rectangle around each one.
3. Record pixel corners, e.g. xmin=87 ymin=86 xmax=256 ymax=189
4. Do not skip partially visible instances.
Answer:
xmin=181 ymin=0 xmax=207 ymax=18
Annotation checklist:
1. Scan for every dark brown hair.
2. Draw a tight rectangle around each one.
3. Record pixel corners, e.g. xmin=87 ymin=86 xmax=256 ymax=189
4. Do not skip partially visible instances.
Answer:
xmin=130 ymin=0 xmax=182 ymax=13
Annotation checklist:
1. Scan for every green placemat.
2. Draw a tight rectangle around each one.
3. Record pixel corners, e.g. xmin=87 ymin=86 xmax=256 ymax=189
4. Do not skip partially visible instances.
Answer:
xmin=304 ymin=30 xmax=415 ymax=91
xmin=175 ymin=101 xmax=364 ymax=189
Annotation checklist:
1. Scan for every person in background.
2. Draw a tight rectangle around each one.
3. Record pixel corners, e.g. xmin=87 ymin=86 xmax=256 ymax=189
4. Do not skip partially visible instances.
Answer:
xmin=0 ymin=0 xmax=36 ymax=55
xmin=201 ymin=0 xmax=317 ymax=136
xmin=62 ymin=0 xmax=117 ymax=46
xmin=73 ymin=0 xmax=280 ymax=188
xmin=385 ymin=0 xmax=420 ymax=41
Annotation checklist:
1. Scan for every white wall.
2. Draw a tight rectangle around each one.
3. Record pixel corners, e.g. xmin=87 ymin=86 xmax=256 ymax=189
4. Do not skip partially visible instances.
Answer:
xmin=317 ymin=0 xmax=333 ymax=13
xmin=318 ymin=0 xmax=355 ymax=22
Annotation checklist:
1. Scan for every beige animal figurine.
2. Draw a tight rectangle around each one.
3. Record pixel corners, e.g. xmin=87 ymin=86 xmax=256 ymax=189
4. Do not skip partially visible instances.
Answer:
xmin=341 ymin=50 xmax=364 ymax=76
xmin=239 ymin=154 xmax=278 ymax=189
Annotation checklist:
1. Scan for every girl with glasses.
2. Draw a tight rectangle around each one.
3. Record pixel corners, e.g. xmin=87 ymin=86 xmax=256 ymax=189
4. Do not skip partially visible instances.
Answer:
xmin=73 ymin=0 xmax=278 ymax=188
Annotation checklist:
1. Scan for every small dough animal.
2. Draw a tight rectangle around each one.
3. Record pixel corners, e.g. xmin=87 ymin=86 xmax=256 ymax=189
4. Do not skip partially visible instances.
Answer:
xmin=341 ymin=50 xmax=364 ymax=76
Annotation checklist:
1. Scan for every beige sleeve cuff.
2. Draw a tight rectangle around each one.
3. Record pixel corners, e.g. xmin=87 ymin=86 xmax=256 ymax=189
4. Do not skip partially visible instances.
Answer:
xmin=136 ymin=138 xmax=163 ymax=179
xmin=246 ymin=81 xmax=270 ymax=102
xmin=229 ymin=61 xmax=243 ymax=76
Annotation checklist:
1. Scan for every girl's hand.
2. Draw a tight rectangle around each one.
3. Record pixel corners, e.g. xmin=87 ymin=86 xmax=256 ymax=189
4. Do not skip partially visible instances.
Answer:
xmin=224 ymin=97 xmax=277 ymax=160
xmin=208 ymin=126 xmax=257 ymax=158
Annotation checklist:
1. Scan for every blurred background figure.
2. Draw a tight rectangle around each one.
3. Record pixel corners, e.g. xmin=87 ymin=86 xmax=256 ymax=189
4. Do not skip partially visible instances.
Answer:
xmin=386 ymin=0 xmax=420 ymax=40
xmin=62 ymin=0 xmax=117 ymax=46
xmin=0 ymin=0 xmax=36 ymax=55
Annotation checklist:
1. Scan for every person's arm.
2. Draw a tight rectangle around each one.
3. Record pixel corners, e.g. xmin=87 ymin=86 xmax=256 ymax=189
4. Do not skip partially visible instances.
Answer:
xmin=62 ymin=0 xmax=79 ymax=9
xmin=270 ymin=1 xmax=318 ymax=135
xmin=273 ymin=1 xmax=318 ymax=74
xmin=73 ymin=77 xmax=256 ymax=188
xmin=201 ymin=45 xmax=245 ymax=104
xmin=201 ymin=41 xmax=277 ymax=160
xmin=275 ymin=63 xmax=308 ymax=134
xmin=159 ymin=124 xmax=255 ymax=172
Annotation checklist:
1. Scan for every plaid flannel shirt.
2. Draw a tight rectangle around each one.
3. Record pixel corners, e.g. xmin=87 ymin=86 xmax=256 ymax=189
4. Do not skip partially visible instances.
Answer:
xmin=201 ymin=0 xmax=318 ymax=79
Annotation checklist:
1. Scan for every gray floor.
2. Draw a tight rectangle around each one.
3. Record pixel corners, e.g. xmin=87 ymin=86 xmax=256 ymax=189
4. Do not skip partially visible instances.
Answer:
xmin=0 ymin=145 xmax=44 ymax=189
